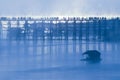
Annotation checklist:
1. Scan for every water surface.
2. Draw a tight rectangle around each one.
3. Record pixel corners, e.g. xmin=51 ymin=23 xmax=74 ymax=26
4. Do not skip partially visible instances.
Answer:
xmin=0 ymin=40 xmax=119 ymax=80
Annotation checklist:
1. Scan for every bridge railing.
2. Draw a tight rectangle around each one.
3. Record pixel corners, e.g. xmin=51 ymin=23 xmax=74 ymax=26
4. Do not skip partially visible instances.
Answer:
xmin=0 ymin=17 xmax=119 ymax=41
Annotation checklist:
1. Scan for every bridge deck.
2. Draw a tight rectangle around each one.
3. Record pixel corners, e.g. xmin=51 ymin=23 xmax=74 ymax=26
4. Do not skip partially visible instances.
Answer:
xmin=0 ymin=17 xmax=119 ymax=41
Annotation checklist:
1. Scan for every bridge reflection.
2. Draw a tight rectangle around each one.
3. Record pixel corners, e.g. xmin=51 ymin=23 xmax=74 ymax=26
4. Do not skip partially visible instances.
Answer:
xmin=0 ymin=40 xmax=119 ymax=71
xmin=0 ymin=40 xmax=119 ymax=56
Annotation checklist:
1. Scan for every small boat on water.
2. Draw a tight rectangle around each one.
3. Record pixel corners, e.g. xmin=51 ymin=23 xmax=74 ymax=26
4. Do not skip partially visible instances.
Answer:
xmin=81 ymin=50 xmax=101 ymax=62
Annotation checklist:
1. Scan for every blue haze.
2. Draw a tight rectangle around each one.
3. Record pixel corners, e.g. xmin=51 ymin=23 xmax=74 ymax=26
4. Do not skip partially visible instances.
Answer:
xmin=0 ymin=0 xmax=120 ymax=16
xmin=0 ymin=0 xmax=120 ymax=80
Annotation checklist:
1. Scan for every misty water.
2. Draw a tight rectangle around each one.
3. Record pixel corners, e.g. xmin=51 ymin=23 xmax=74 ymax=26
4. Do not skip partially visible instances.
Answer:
xmin=0 ymin=40 xmax=120 ymax=80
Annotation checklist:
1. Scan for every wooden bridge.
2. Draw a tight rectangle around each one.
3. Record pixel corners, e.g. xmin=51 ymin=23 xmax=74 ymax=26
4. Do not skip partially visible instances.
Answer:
xmin=0 ymin=17 xmax=120 ymax=41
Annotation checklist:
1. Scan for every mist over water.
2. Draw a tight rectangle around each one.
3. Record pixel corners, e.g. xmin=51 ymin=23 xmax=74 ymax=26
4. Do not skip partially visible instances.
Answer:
xmin=0 ymin=0 xmax=120 ymax=16
xmin=0 ymin=40 xmax=120 ymax=80
xmin=0 ymin=0 xmax=120 ymax=80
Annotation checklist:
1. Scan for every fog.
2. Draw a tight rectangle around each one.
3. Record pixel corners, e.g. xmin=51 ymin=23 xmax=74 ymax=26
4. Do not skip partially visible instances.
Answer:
xmin=0 ymin=40 xmax=120 ymax=80
xmin=0 ymin=0 xmax=120 ymax=16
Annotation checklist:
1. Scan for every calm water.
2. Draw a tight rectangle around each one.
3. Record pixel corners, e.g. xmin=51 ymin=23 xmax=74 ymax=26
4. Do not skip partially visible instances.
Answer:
xmin=0 ymin=40 xmax=120 ymax=80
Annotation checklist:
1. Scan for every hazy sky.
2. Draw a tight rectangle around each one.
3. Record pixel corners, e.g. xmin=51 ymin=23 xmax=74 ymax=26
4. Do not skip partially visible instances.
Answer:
xmin=0 ymin=0 xmax=119 ymax=17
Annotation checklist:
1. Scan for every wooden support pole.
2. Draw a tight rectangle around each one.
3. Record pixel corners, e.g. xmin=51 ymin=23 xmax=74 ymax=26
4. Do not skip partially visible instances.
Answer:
xmin=65 ymin=20 xmax=68 ymax=40
xmin=49 ymin=20 xmax=53 ymax=40
xmin=79 ymin=21 xmax=82 ymax=40
xmin=73 ymin=18 xmax=76 ymax=40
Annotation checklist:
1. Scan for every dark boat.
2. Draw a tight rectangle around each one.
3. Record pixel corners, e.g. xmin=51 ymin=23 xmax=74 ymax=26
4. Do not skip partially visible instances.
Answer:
xmin=81 ymin=50 xmax=101 ymax=63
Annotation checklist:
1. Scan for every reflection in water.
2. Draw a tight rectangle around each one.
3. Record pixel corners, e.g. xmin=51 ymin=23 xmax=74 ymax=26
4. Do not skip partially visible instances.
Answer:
xmin=0 ymin=40 xmax=119 ymax=64
xmin=0 ymin=40 xmax=120 ymax=80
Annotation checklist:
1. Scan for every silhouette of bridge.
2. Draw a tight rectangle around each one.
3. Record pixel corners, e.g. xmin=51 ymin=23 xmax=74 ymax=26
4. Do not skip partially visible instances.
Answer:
xmin=0 ymin=17 xmax=120 ymax=41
